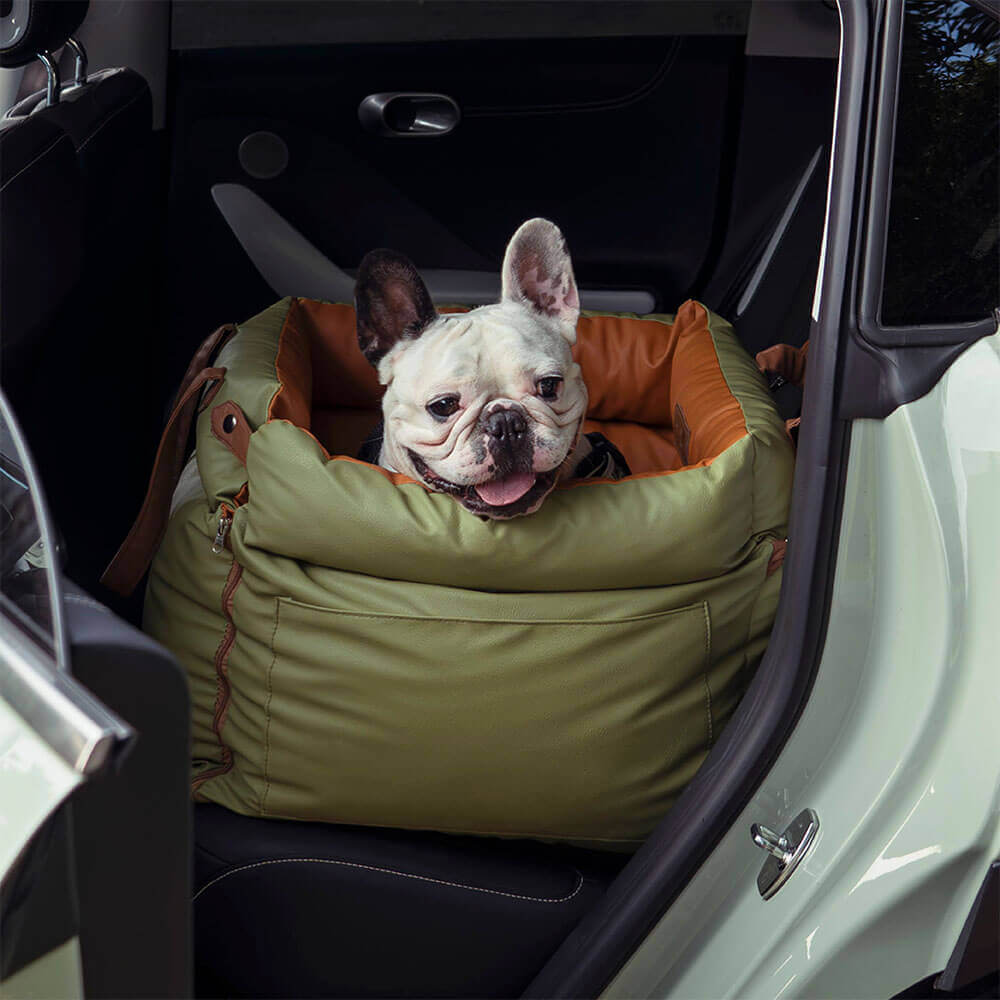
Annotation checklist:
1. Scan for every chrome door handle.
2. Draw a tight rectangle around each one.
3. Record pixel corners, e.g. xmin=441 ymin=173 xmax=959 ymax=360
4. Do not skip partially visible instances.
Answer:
xmin=358 ymin=93 xmax=460 ymax=137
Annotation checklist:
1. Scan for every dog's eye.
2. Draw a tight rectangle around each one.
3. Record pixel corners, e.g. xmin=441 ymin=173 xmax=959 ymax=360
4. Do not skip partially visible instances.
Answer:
xmin=427 ymin=396 xmax=460 ymax=419
xmin=536 ymin=376 xmax=562 ymax=400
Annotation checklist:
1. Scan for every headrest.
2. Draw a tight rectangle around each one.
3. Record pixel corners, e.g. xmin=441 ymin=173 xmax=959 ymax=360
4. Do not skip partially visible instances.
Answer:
xmin=0 ymin=1 xmax=88 ymax=68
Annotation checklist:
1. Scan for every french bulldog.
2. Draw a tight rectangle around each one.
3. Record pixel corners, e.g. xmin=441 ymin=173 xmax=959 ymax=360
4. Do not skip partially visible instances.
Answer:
xmin=355 ymin=218 xmax=629 ymax=518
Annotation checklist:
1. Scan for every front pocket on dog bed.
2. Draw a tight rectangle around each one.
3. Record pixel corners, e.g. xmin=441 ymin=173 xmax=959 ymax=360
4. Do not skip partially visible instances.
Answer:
xmin=258 ymin=596 xmax=713 ymax=846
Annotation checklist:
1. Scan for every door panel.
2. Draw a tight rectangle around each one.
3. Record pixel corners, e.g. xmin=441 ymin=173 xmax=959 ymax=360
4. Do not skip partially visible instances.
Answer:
xmin=165 ymin=32 xmax=743 ymax=384
xmin=1 ymin=803 xmax=80 ymax=986
xmin=0 ymin=391 xmax=132 ymax=989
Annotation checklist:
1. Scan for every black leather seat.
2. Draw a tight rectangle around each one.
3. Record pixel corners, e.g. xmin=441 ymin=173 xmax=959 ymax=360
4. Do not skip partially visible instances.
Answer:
xmin=0 ymin=0 xmax=158 ymax=595
xmin=0 ymin=114 xmax=83 ymax=370
xmin=5 ymin=65 xmax=152 ymax=266
xmin=0 ymin=0 xmax=87 ymax=368
xmin=194 ymin=805 xmax=625 ymax=999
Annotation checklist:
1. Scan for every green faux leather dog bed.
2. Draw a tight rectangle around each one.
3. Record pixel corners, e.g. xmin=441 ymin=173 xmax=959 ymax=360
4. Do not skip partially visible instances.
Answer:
xmin=134 ymin=297 xmax=793 ymax=849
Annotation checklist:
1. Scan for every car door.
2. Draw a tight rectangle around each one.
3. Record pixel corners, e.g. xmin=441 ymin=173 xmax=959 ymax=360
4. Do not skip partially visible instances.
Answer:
xmin=0 ymin=389 xmax=133 ymax=998
xmin=553 ymin=1 xmax=1000 ymax=996
xmin=160 ymin=2 xmax=780 ymax=383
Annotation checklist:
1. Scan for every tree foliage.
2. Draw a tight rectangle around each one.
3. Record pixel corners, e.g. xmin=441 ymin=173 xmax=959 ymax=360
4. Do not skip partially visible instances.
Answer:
xmin=881 ymin=1 xmax=999 ymax=325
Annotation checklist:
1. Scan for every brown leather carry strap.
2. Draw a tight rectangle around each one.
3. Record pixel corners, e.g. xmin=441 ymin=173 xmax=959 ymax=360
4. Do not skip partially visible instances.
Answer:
xmin=170 ymin=323 xmax=238 ymax=414
xmin=101 ymin=367 xmax=227 ymax=597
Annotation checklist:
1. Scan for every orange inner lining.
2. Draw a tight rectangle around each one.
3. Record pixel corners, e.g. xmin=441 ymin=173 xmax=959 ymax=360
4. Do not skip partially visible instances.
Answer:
xmin=268 ymin=299 xmax=748 ymax=480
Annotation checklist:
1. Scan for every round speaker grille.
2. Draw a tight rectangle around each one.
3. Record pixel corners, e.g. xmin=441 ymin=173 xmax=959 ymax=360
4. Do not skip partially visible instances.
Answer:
xmin=238 ymin=131 xmax=289 ymax=180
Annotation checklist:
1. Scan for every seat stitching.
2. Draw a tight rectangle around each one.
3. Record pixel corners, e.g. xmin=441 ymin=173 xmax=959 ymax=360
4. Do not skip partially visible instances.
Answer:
xmin=0 ymin=135 xmax=66 ymax=193
xmin=76 ymin=86 xmax=146 ymax=152
xmin=193 ymin=857 xmax=586 ymax=906
xmin=701 ymin=601 xmax=713 ymax=747
xmin=63 ymin=593 xmax=112 ymax=614
xmin=261 ymin=598 xmax=280 ymax=814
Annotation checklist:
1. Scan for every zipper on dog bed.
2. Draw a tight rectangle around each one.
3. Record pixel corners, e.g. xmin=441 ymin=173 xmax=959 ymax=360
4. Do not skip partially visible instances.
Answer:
xmin=212 ymin=505 xmax=234 ymax=555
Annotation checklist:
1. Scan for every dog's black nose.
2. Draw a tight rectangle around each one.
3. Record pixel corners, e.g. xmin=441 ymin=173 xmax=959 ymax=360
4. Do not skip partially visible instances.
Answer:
xmin=484 ymin=408 xmax=527 ymax=443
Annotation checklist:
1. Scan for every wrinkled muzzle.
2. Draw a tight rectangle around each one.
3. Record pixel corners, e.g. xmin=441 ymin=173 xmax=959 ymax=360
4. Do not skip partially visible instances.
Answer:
xmin=407 ymin=403 xmax=578 ymax=519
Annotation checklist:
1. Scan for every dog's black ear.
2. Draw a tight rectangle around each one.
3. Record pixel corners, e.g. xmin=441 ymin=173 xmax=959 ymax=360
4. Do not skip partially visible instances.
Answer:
xmin=355 ymin=249 xmax=437 ymax=366
xmin=501 ymin=218 xmax=580 ymax=343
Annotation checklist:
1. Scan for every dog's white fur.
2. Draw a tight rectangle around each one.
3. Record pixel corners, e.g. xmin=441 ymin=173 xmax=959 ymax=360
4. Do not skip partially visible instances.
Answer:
xmin=377 ymin=300 xmax=587 ymax=483
xmin=361 ymin=219 xmax=589 ymax=517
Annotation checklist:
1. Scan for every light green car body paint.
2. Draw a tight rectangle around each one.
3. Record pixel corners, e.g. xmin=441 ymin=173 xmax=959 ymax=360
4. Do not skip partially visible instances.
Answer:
xmin=606 ymin=326 xmax=1000 ymax=998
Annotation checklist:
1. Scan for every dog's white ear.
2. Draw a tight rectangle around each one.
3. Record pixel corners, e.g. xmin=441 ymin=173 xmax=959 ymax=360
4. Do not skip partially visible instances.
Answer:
xmin=355 ymin=249 xmax=437 ymax=366
xmin=501 ymin=218 xmax=580 ymax=343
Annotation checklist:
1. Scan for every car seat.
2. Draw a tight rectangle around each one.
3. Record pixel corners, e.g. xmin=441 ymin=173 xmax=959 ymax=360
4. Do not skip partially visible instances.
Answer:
xmin=0 ymin=0 xmax=158 ymax=595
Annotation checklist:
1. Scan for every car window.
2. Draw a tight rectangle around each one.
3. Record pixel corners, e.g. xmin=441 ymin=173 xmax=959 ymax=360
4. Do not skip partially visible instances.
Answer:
xmin=0 ymin=392 xmax=69 ymax=670
xmin=881 ymin=0 xmax=999 ymax=327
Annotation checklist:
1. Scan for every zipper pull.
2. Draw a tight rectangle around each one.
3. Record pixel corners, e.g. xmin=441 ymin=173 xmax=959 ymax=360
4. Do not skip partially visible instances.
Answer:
xmin=212 ymin=509 xmax=233 ymax=555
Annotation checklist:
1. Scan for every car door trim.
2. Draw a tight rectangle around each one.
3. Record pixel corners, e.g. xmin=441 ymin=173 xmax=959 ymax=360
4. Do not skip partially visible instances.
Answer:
xmin=0 ymin=620 xmax=131 ymax=775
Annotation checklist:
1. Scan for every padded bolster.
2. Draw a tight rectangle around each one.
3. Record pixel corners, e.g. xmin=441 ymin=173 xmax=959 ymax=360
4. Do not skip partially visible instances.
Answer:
xmin=194 ymin=804 xmax=620 ymax=999
xmin=0 ymin=0 xmax=89 ymax=68
xmin=147 ymin=296 xmax=792 ymax=847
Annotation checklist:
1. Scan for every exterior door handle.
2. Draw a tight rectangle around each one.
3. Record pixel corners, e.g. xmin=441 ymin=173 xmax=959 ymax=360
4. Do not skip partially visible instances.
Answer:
xmin=358 ymin=93 xmax=460 ymax=137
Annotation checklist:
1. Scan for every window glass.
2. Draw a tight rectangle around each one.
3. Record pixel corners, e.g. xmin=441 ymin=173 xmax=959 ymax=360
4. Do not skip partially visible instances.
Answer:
xmin=0 ymin=406 xmax=58 ymax=656
xmin=881 ymin=1 xmax=999 ymax=326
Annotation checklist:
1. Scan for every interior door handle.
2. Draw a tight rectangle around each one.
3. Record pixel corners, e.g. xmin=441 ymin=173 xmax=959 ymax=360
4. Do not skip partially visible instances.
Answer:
xmin=358 ymin=93 xmax=460 ymax=137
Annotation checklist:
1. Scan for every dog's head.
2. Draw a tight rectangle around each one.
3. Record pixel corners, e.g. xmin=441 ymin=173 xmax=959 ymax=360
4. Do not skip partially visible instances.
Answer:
xmin=356 ymin=218 xmax=587 ymax=518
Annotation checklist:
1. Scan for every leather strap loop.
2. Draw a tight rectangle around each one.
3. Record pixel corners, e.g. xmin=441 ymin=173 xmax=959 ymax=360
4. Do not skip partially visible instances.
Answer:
xmin=766 ymin=537 xmax=787 ymax=577
xmin=170 ymin=323 xmax=238 ymax=415
xmin=101 ymin=367 xmax=226 ymax=596
xmin=210 ymin=401 xmax=252 ymax=467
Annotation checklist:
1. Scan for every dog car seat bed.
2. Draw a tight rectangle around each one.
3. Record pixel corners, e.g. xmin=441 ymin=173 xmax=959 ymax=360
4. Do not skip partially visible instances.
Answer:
xmin=138 ymin=297 xmax=794 ymax=850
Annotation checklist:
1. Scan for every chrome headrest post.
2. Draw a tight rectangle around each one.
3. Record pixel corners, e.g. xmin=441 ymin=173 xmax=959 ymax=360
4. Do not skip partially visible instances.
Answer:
xmin=36 ymin=50 xmax=60 ymax=107
xmin=65 ymin=36 xmax=87 ymax=87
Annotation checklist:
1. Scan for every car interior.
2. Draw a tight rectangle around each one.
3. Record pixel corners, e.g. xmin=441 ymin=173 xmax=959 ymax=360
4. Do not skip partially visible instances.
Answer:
xmin=0 ymin=1 xmax=841 ymax=996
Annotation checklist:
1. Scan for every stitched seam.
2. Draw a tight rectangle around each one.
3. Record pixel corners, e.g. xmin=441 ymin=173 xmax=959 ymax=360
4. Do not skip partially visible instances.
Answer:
xmin=699 ymin=303 xmax=751 ymax=436
xmin=76 ymin=86 xmax=145 ymax=151
xmin=216 ymin=562 xmax=243 ymax=736
xmin=191 ymin=761 xmax=230 ymax=795
xmin=266 ymin=298 xmax=302 ymax=424
xmin=194 ymin=558 xmax=242 ymax=794
xmin=193 ymin=858 xmax=585 ymax=906
xmin=701 ymin=304 xmax=757 ymax=537
xmin=742 ymin=540 xmax=775 ymax=687
xmin=281 ymin=598 xmax=700 ymax=628
xmin=261 ymin=599 xmax=280 ymax=815
xmin=701 ymin=602 xmax=714 ymax=748
xmin=0 ymin=135 xmax=65 ymax=193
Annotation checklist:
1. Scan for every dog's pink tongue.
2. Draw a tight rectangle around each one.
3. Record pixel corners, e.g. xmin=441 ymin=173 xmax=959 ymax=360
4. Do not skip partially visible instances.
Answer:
xmin=475 ymin=472 xmax=536 ymax=507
